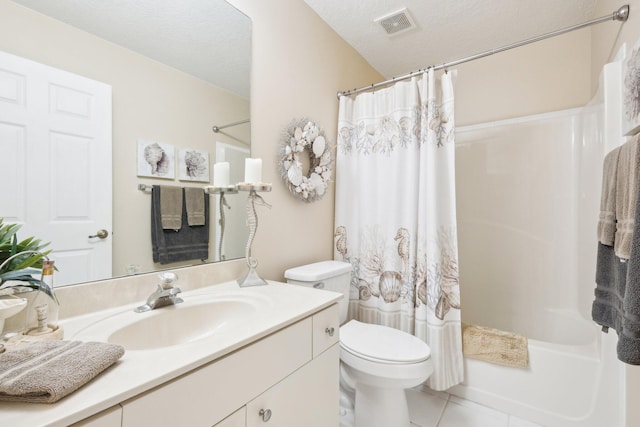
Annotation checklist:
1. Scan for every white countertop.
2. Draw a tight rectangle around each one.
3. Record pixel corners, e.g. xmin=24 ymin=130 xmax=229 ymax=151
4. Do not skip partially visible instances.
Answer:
xmin=0 ymin=281 xmax=341 ymax=427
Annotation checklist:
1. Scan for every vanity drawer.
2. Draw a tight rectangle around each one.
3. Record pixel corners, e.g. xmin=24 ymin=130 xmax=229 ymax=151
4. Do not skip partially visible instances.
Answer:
xmin=312 ymin=303 xmax=340 ymax=358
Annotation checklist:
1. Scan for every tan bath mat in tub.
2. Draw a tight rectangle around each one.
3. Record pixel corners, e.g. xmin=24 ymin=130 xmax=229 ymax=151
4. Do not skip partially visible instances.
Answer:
xmin=462 ymin=322 xmax=529 ymax=368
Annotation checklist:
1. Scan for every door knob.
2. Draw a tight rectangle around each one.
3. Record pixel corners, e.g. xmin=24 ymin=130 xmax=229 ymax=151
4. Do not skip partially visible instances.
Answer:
xmin=88 ymin=229 xmax=109 ymax=239
xmin=259 ymin=408 xmax=272 ymax=422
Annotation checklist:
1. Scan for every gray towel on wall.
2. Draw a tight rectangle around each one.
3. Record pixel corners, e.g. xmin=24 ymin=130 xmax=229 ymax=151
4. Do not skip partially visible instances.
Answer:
xmin=618 ymin=165 xmax=640 ymax=364
xmin=614 ymin=136 xmax=640 ymax=259
xmin=159 ymin=185 xmax=183 ymax=230
xmin=592 ymin=243 xmax=627 ymax=333
xmin=598 ymin=146 xmax=621 ymax=246
xmin=593 ymin=140 xmax=640 ymax=365
xmin=185 ymin=187 xmax=206 ymax=226
xmin=151 ymin=186 xmax=210 ymax=264
xmin=0 ymin=341 xmax=124 ymax=403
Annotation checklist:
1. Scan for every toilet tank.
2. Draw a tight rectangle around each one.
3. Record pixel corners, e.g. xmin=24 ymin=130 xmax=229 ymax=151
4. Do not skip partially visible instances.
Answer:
xmin=284 ymin=260 xmax=352 ymax=324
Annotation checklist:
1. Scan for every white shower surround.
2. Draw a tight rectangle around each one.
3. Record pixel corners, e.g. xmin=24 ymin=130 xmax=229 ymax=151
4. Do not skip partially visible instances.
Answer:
xmin=450 ymin=69 xmax=623 ymax=426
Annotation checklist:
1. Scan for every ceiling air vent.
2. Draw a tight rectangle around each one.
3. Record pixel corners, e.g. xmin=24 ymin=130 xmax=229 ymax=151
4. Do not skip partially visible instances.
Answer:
xmin=375 ymin=8 xmax=416 ymax=36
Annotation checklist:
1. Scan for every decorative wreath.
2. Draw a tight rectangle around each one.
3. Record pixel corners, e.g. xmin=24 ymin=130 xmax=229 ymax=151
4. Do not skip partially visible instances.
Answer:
xmin=278 ymin=119 xmax=333 ymax=202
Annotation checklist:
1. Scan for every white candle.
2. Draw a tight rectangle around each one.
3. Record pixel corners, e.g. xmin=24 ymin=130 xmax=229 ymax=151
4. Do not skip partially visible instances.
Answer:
xmin=213 ymin=162 xmax=230 ymax=187
xmin=244 ymin=158 xmax=262 ymax=184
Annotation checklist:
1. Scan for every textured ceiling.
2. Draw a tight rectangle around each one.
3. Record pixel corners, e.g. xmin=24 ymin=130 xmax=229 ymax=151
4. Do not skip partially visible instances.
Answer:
xmin=304 ymin=0 xmax=600 ymax=80
xmin=10 ymin=0 xmax=251 ymax=99
xmin=11 ymin=0 xmax=605 ymax=98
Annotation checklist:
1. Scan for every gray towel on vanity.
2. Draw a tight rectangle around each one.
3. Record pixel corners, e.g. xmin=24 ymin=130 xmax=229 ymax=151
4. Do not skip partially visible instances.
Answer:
xmin=0 ymin=341 xmax=124 ymax=403
xmin=151 ymin=186 xmax=210 ymax=264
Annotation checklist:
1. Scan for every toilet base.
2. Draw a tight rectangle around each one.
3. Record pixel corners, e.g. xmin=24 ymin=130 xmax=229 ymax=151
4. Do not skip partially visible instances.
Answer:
xmin=339 ymin=382 xmax=356 ymax=427
xmin=354 ymin=383 xmax=411 ymax=427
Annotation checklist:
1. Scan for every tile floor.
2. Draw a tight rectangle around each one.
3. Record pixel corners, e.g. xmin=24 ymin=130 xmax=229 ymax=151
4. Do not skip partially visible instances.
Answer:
xmin=407 ymin=388 xmax=544 ymax=427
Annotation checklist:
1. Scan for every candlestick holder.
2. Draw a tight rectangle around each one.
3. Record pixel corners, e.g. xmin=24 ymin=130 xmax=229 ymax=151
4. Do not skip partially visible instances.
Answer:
xmin=236 ymin=183 xmax=272 ymax=287
xmin=206 ymin=186 xmax=239 ymax=261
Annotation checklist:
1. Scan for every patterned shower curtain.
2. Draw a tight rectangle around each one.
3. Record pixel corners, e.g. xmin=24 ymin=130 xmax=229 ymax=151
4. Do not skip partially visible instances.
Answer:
xmin=334 ymin=69 xmax=463 ymax=390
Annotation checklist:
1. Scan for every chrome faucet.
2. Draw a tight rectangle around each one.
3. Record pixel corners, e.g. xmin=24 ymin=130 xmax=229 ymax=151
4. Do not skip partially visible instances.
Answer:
xmin=135 ymin=272 xmax=183 ymax=313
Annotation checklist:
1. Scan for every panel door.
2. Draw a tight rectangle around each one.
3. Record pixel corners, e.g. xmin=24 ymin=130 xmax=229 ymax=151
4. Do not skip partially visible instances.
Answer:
xmin=0 ymin=50 xmax=112 ymax=285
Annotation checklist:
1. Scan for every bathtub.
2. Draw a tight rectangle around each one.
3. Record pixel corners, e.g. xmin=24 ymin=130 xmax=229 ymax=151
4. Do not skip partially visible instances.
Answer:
xmin=450 ymin=106 xmax=622 ymax=427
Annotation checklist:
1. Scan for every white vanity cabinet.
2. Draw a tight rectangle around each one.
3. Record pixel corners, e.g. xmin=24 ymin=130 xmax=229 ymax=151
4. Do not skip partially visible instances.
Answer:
xmin=214 ymin=408 xmax=246 ymax=427
xmin=71 ymin=406 xmax=123 ymax=427
xmin=119 ymin=304 xmax=340 ymax=427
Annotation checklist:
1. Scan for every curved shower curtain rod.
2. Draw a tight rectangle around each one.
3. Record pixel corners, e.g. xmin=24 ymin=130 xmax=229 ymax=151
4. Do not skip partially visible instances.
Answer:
xmin=212 ymin=119 xmax=250 ymax=133
xmin=337 ymin=4 xmax=630 ymax=98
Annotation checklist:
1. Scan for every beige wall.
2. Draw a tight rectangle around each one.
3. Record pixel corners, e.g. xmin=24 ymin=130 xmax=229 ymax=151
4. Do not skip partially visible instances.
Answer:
xmin=2 ymin=0 xmax=604 ymax=286
xmin=228 ymin=0 xmax=593 ymax=282
xmin=227 ymin=0 xmax=383 ymax=280
xmin=454 ymin=27 xmax=591 ymax=126
xmin=0 ymin=0 xmax=382 ymax=284
xmin=591 ymin=1 xmax=640 ymax=94
xmin=0 ymin=0 xmax=250 ymax=278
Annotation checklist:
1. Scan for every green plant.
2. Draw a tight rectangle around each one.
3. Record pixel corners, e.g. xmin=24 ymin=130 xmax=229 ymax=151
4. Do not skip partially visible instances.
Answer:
xmin=0 ymin=218 xmax=52 ymax=293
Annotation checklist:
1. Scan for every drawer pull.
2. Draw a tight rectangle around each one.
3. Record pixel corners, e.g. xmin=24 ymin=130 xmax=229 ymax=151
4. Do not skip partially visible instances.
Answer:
xmin=259 ymin=408 xmax=272 ymax=422
xmin=325 ymin=327 xmax=335 ymax=337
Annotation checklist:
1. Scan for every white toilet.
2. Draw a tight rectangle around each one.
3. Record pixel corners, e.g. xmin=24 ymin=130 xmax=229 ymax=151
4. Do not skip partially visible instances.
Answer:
xmin=285 ymin=260 xmax=433 ymax=427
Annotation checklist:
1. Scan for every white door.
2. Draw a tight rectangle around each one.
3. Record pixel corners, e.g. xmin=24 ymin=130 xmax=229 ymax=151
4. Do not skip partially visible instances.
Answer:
xmin=215 ymin=142 xmax=249 ymax=261
xmin=0 ymin=50 xmax=112 ymax=286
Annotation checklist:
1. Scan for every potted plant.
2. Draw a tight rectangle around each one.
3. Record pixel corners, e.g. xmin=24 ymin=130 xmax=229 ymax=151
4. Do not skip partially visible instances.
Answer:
xmin=0 ymin=218 xmax=56 ymax=300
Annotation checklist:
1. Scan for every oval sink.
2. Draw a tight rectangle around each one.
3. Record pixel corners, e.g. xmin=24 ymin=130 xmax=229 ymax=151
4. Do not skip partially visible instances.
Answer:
xmin=108 ymin=300 xmax=257 ymax=350
xmin=72 ymin=294 xmax=266 ymax=351
xmin=107 ymin=301 xmax=256 ymax=350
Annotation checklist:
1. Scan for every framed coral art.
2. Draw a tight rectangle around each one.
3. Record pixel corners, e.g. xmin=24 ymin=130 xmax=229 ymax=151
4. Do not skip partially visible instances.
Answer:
xmin=178 ymin=148 xmax=210 ymax=182
xmin=623 ymin=39 xmax=640 ymax=136
xmin=136 ymin=139 xmax=175 ymax=179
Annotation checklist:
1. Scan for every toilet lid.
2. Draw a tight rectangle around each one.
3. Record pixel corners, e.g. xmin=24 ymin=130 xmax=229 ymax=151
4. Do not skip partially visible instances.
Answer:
xmin=339 ymin=320 xmax=431 ymax=364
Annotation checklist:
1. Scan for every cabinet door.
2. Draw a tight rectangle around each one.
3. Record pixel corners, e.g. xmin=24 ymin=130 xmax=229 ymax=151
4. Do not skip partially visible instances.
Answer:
xmin=246 ymin=344 xmax=339 ymax=427
xmin=214 ymin=407 xmax=245 ymax=427
xmin=70 ymin=405 xmax=122 ymax=427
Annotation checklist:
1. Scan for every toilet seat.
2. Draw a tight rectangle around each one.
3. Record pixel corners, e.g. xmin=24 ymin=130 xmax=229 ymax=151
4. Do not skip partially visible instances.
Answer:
xmin=339 ymin=320 xmax=431 ymax=364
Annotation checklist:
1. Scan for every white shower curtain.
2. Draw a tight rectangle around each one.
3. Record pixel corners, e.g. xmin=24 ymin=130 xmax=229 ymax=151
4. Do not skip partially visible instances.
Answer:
xmin=334 ymin=69 xmax=463 ymax=390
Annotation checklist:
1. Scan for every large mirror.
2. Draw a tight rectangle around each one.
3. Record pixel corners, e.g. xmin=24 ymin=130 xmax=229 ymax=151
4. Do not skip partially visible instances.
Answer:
xmin=0 ymin=0 xmax=251 ymax=286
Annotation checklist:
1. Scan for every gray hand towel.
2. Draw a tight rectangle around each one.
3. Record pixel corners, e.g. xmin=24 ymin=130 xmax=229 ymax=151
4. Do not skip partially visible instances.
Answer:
xmin=185 ymin=187 xmax=206 ymax=226
xmin=614 ymin=135 xmax=640 ymax=259
xmin=160 ymin=185 xmax=183 ymax=230
xmin=0 ymin=341 xmax=124 ymax=403
xmin=598 ymin=146 xmax=621 ymax=246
